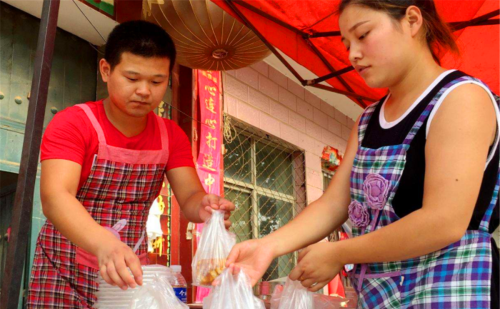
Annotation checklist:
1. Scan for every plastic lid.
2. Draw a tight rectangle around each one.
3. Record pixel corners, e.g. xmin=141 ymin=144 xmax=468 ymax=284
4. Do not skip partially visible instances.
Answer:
xmin=171 ymin=265 xmax=182 ymax=273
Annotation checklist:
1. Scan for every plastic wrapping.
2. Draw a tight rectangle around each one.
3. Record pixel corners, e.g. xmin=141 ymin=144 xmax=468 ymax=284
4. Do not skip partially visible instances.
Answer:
xmin=95 ymin=264 xmax=176 ymax=308
xmin=203 ymin=268 xmax=265 ymax=309
xmin=277 ymin=278 xmax=314 ymax=309
xmin=313 ymin=294 xmax=348 ymax=309
xmin=192 ymin=211 xmax=236 ymax=286
xmin=270 ymin=284 xmax=284 ymax=309
xmin=129 ymin=274 xmax=189 ymax=309
xmin=270 ymin=279 xmax=347 ymax=309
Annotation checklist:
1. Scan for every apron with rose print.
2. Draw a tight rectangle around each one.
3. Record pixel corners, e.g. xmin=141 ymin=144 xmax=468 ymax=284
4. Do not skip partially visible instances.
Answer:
xmin=347 ymin=75 xmax=499 ymax=308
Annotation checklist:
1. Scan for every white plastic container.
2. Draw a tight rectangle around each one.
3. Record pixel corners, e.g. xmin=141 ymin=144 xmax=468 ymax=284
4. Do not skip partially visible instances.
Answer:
xmin=95 ymin=264 xmax=173 ymax=308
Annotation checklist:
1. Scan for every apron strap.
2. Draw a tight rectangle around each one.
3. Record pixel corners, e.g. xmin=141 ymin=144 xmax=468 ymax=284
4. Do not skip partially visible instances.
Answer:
xmin=402 ymin=75 xmax=472 ymax=146
xmin=76 ymin=103 xmax=107 ymax=145
xmin=155 ymin=114 xmax=170 ymax=162
xmin=480 ymin=94 xmax=500 ymax=232
xmin=357 ymin=102 xmax=380 ymax=145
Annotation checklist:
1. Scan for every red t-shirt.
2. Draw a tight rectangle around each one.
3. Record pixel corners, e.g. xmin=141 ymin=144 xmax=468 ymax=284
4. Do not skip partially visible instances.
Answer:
xmin=41 ymin=100 xmax=194 ymax=190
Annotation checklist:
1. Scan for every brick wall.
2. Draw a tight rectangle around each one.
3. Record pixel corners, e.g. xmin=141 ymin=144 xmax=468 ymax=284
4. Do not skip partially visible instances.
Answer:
xmin=224 ymin=61 xmax=356 ymax=204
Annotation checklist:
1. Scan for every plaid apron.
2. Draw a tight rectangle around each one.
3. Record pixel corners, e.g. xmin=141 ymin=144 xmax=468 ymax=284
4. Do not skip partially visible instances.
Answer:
xmin=27 ymin=104 xmax=169 ymax=308
xmin=347 ymin=76 xmax=499 ymax=308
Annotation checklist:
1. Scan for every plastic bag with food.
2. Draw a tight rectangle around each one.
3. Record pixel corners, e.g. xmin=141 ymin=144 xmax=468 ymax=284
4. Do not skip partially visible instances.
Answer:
xmin=192 ymin=210 xmax=235 ymax=286
xmin=129 ymin=274 xmax=188 ymax=309
xmin=203 ymin=268 xmax=265 ymax=309
xmin=277 ymin=278 xmax=314 ymax=309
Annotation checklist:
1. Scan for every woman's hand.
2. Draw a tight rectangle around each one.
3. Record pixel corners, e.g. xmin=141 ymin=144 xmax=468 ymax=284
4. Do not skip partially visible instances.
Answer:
xmin=223 ymin=239 xmax=277 ymax=286
xmin=289 ymin=242 xmax=344 ymax=292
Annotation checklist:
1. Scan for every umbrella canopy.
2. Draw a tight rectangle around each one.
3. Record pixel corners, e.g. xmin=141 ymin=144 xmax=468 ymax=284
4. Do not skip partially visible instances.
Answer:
xmin=143 ymin=0 xmax=271 ymax=70
xmin=212 ymin=0 xmax=499 ymax=108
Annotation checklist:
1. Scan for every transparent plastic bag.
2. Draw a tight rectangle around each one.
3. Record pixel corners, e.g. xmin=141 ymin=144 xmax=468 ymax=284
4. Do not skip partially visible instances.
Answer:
xmin=313 ymin=294 xmax=346 ymax=309
xmin=203 ymin=268 xmax=265 ymax=309
xmin=129 ymin=274 xmax=189 ymax=309
xmin=277 ymin=278 xmax=314 ymax=309
xmin=95 ymin=264 xmax=174 ymax=309
xmin=192 ymin=210 xmax=236 ymax=286
xmin=270 ymin=284 xmax=284 ymax=309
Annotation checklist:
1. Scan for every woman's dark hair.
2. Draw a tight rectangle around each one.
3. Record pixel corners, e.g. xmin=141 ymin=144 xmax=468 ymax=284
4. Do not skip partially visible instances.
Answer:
xmin=105 ymin=20 xmax=176 ymax=72
xmin=338 ymin=0 xmax=459 ymax=63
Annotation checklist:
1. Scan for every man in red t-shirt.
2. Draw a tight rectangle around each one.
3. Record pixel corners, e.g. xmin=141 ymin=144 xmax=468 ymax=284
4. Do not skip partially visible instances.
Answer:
xmin=27 ymin=21 xmax=234 ymax=308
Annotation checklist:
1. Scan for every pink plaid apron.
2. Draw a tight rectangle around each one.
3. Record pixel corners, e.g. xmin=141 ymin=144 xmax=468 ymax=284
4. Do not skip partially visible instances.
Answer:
xmin=27 ymin=104 xmax=169 ymax=308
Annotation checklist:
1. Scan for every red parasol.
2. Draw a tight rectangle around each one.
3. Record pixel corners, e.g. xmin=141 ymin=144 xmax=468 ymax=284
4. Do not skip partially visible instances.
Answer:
xmin=212 ymin=0 xmax=499 ymax=108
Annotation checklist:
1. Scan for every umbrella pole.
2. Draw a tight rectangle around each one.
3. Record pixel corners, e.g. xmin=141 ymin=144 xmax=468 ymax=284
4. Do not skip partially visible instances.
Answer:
xmin=0 ymin=0 xmax=60 ymax=308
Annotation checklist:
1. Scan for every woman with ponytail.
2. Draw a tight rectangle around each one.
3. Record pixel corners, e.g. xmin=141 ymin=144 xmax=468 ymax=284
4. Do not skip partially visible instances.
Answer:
xmin=225 ymin=1 xmax=499 ymax=307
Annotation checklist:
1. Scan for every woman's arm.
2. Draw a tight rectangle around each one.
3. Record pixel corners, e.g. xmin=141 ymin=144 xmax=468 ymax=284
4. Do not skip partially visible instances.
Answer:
xmin=225 ymin=116 xmax=360 ymax=286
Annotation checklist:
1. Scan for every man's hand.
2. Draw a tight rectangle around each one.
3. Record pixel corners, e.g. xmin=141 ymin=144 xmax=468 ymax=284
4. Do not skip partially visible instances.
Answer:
xmin=200 ymin=194 xmax=235 ymax=229
xmin=167 ymin=167 xmax=235 ymax=227
xmin=96 ymin=232 xmax=143 ymax=290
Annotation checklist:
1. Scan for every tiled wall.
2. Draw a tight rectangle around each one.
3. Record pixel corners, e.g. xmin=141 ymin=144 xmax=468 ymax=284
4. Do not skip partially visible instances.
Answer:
xmin=224 ymin=61 xmax=356 ymax=204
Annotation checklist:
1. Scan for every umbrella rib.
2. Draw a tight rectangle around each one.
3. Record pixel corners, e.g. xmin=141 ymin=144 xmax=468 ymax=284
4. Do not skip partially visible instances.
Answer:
xmin=224 ymin=16 xmax=237 ymax=46
xmin=309 ymin=31 xmax=341 ymax=38
xmin=305 ymin=66 xmax=355 ymax=86
xmin=310 ymin=84 xmax=377 ymax=104
xmin=154 ymin=5 xmax=209 ymax=49
xmin=189 ymin=0 xmax=217 ymax=46
xmin=231 ymin=0 xmax=305 ymax=36
xmin=304 ymin=11 xmax=337 ymax=31
xmin=223 ymin=0 xmax=305 ymax=85
xmin=168 ymin=2 xmax=212 ymax=48
xmin=451 ymin=9 xmax=500 ymax=31
xmin=305 ymin=38 xmax=369 ymax=107
xmin=227 ymin=22 xmax=246 ymax=46
xmin=224 ymin=0 xmax=375 ymax=106
xmin=307 ymin=9 xmax=500 ymax=38
xmin=205 ymin=0 xmax=221 ymax=46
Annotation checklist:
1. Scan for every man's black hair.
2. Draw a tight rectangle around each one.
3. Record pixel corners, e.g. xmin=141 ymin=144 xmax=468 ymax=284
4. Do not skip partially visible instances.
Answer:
xmin=105 ymin=20 xmax=176 ymax=72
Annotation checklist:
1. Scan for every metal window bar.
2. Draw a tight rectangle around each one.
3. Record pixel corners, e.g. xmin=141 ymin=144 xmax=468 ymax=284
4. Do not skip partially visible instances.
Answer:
xmin=223 ymin=115 xmax=306 ymax=281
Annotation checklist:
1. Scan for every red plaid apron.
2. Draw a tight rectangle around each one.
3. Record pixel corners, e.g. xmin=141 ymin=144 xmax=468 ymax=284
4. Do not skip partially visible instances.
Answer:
xmin=27 ymin=104 xmax=169 ymax=308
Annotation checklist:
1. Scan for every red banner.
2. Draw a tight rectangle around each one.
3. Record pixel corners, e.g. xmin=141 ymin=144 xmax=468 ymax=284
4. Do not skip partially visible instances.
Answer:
xmin=195 ymin=70 xmax=223 ymax=302
xmin=196 ymin=70 xmax=222 ymax=196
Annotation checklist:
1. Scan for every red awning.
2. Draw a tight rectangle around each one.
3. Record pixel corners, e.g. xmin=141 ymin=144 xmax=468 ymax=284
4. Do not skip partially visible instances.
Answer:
xmin=212 ymin=0 xmax=499 ymax=108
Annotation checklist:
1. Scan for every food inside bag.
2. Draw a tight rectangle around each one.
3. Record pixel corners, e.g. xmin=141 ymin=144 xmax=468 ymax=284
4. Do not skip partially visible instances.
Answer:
xmin=192 ymin=210 xmax=236 ymax=286
xmin=129 ymin=274 xmax=188 ymax=309
xmin=277 ymin=278 xmax=314 ymax=309
xmin=203 ymin=268 xmax=265 ymax=309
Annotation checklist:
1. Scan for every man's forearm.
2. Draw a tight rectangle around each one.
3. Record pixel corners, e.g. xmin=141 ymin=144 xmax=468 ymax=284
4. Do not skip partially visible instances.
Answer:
xmin=42 ymin=192 xmax=116 ymax=255
xmin=178 ymin=190 xmax=206 ymax=223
